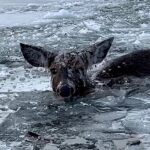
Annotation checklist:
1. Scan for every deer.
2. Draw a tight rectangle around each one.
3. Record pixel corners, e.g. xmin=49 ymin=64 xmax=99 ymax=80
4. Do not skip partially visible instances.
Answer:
xmin=20 ymin=37 xmax=150 ymax=98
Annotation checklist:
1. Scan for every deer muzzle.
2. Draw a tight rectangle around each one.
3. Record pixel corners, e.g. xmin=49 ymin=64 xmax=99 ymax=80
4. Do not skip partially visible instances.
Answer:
xmin=56 ymin=81 xmax=75 ymax=97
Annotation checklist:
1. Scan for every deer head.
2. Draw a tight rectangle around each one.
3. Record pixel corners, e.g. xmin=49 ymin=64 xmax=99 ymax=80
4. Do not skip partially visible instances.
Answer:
xmin=20 ymin=37 xmax=114 ymax=98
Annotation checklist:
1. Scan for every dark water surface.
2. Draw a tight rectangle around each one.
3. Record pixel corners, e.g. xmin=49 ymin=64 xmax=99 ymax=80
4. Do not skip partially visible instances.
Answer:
xmin=0 ymin=0 xmax=150 ymax=149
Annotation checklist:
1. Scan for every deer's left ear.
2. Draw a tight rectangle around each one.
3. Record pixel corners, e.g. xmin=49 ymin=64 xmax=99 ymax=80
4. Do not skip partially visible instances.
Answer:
xmin=20 ymin=43 xmax=56 ymax=67
xmin=81 ymin=37 xmax=114 ymax=67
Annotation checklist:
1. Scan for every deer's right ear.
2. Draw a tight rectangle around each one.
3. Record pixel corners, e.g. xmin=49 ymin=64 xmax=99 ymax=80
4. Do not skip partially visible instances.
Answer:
xmin=20 ymin=43 xmax=56 ymax=67
xmin=80 ymin=37 xmax=114 ymax=67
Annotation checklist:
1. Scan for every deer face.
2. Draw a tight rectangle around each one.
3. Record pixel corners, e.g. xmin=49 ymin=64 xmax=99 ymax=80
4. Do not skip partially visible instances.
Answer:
xmin=49 ymin=52 xmax=90 ymax=97
xmin=20 ymin=37 xmax=114 ymax=98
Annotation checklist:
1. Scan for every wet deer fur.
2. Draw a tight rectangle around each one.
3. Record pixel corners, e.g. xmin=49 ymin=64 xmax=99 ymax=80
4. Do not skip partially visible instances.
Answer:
xmin=20 ymin=37 xmax=150 ymax=98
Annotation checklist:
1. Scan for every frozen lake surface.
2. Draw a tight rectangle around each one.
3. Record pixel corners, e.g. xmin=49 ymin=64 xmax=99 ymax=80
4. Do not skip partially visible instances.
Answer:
xmin=0 ymin=0 xmax=150 ymax=149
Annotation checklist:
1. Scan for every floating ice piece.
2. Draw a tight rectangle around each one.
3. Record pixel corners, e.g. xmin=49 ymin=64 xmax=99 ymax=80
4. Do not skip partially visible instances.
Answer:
xmin=94 ymin=111 xmax=127 ymax=122
xmin=0 ymin=105 xmax=15 ymax=124
xmin=0 ymin=94 xmax=7 ymax=98
xmin=10 ymin=142 xmax=22 ymax=148
xmin=0 ymin=75 xmax=51 ymax=92
xmin=0 ymin=66 xmax=51 ymax=92
xmin=123 ymin=109 xmax=150 ymax=133
xmin=79 ymin=28 xmax=90 ymax=34
xmin=43 ymin=9 xmax=78 ymax=19
xmin=133 ymin=39 xmax=141 ymax=45
xmin=43 ymin=144 xmax=59 ymax=150
xmin=27 ymin=3 xmax=40 ymax=8
xmin=0 ymin=12 xmax=46 ymax=27
xmin=0 ymin=70 xmax=9 ymax=78
xmin=83 ymin=20 xmax=100 ymax=31
xmin=0 ymin=141 xmax=11 ymax=150
xmin=62 ymin=137 xmax=87 ymax=145
xmin=138 ymin=32 xmax=150 ymax=44
xmin=140 ymin=23 xmax=149 ymax=28
xmin=64 ymin=1 xmax=83 ymax=8
xmin=139 ymin=32 xmax=150 ymax=38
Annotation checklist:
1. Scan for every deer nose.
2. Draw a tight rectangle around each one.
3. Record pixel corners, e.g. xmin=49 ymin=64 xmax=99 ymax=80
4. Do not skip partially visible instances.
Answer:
xmin=57 ymin=84 xmax=74 ymax=97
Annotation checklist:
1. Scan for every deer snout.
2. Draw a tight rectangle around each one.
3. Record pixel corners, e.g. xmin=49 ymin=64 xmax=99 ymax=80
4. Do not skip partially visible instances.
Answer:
xmin=56 ymin=82 xmax=75 ymax=97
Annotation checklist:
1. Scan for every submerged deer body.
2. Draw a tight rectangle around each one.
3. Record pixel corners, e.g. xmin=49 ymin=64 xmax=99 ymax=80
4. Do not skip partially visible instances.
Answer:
xmin=20 ymin=37 xmax=150 ymax=98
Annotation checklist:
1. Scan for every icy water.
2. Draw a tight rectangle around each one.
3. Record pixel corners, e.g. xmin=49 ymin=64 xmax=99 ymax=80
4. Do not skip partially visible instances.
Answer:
xmin=0 ymin=0 xmax=150 ymax=149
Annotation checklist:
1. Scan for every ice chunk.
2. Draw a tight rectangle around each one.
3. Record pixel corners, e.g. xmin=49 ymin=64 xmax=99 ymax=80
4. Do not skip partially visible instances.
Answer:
xmin=0 ymin=141 xmax=11 ymax=150
xmin=62 ymin=137 xmax=87 ymax=145
xmin=43 ymin=144 xmax=59 ymax=150
xmin=133 ymin=39 xmax=141 ymax=45
xmin=0 ymin=105 xmax=15 ymax=124
xmin=140 ymin=23 xmax=149 ymax=28
xmin=123 ymin=109 xmax=150 ymax=133
xmin=94 ymin=111 xmax=127 ymax=122
xmin=83 ymin=20 xmax=100 ymax=31
xmin=0 ymin=66 xmax=51 ymax=92
xmin=0 ymin=11 xmax=46 ymax=27
xmin=27 ymin=3 xmax=40 ymax=8
xmin=0 ymin=94 xmax=7 ymax=98
xmin=44 ymin=9 xmax=78 ymax=19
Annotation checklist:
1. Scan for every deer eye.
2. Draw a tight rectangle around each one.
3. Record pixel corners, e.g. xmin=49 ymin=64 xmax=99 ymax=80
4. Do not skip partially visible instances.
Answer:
xmin=50 ymin=68 xmax=57 ymax=74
